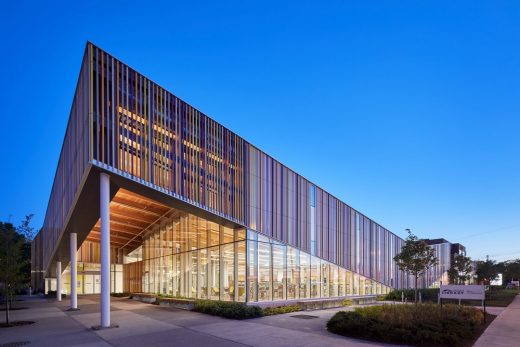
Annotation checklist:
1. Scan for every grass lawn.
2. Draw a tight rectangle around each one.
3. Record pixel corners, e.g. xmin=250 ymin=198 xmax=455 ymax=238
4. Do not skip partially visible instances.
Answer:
xmin=327 ymin=303 xmax=495 ymax=347
xmin=386 ymin=287 xmax=518 ymax=307
xmin=442 ymin=288 xmax=518 ymax=307
xmin=485 ymin=288 xmax=518 ymax=306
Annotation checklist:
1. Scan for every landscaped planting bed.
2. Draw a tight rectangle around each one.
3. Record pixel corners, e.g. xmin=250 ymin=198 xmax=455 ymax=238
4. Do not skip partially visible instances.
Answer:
xmin=0 ymin=320 xmax=35 ymax=328
xmin=385 ymin=288 xmax=440 ymax=302
xmin=193 ymin=300 xmax=264 ymax=319
xmin=193 ymin=300 xmax=302 ymax=319
xmin=262 ymin=305 xmax=300 ymax=316
xmin=327 ymin=303 xmax=494 ymax=347
xmin=45 ymin=290 xmax=66 ymax=299
xmin=130 ymin=292 xmax=157 ymax=303
xmin=110 ymin=292 xmax=131 ymax=298
xmin=156 ymin=297 xmax=196 ymax=310
xmin=131 ymin=293 xmax=304 ymax=319
xmin=385 ymin=287 xmax=518 ymax=307
xmin=479 ymin=288 xmax=518 ymax=307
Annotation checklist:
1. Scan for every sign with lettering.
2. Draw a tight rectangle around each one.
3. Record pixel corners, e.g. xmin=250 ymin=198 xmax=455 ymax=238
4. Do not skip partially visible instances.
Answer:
xmin=439 ymin=285 xmax=485 ymax=300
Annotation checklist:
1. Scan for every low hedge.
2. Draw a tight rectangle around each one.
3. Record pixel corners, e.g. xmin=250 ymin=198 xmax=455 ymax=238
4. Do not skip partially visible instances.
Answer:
xmin=484 ymin=288 xmax=518 ymax=306
xmin=342 ymin=299 xmax=353 ymax=306
xmin=193 ymin=300 xmax=263 ymax=319
xmin=386 ymin=287 xmax=518 ymax=307
xmin=156 ymin=293 xmax=191 ymax=299
xmin=45 ymin=290 xmax=66 ymax=298
xmin=263 ymin=305 xmax=300 ymax=316
xmin=111 ymin=292 xmax=131 ymax=297
xmin=385 ymin=288 xmax=439 ymax=302
xmin=327 ymin=304 xmax=486 ymax=347
xmin=193 ymin=300 xmax=301 ymax=319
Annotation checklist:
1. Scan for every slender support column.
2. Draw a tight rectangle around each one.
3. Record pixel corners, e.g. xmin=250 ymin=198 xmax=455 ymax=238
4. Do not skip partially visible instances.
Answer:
xmin=56 ymin=261 xmax=62 ymax=301
xmin=100 ymin=173 xmax=111 ymax=327
xmin=70 ymin=233 xmax=78 ymax=310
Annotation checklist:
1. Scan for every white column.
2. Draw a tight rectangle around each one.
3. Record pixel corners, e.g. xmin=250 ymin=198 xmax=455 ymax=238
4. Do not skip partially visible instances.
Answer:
xmin=70 ymin=233 xmax=78 ymax=310
xmin=100 ymin=172 xmax=111 ymax=327
xmin=56 ymin=261 xmax=62 ymax=301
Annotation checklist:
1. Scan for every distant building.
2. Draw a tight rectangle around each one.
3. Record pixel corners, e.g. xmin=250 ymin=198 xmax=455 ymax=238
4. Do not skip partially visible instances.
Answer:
xmin=423 ymin=239 xmax=468 ymax=286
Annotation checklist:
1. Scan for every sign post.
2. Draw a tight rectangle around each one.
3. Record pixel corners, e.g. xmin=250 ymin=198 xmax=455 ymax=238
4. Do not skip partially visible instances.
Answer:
xmin=439 ymin=285 xmax=486 ymax=323
xmin=483 ymin=298 xmax=486 ymax=323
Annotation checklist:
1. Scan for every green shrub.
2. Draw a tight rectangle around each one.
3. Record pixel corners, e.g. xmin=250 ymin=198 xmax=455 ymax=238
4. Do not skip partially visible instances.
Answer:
xmin=385 ymin=288 xmax=439 ymax=302
xmin=327 ymin=304 xmax=485 ymax=347
xmin=485 ymin=288 xmax=518 ymax=307
xmin=342 ymin=299 xmax=353 ymax=306
xmin=263 ymin=305 xmax=301 ymax=316
xmin=156 ymin=293 xmax=191 ymax=300
xmin=45 ymin=290 xmax=66 ymax=298
xmin=111 ymin=292 xmax=131 ymax=297
xmin=384 ymin=290 xmax=401 ymax=301
xmin=193 ymin=300 xmax=263 ymax=319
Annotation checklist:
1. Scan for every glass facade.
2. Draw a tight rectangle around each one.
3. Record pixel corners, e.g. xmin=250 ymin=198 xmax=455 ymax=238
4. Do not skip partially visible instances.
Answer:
xmin=421 ymin=242 xmax=451 ymax=288
xmin=138 ymin=210 xmax=392 ymax=302
xmin=53 ymin=262 xmax=123 ymax=295
xmin=140 ymin=212 xmax=247 ymax=301
xmin=245 ymin=230 xmax=391 ymax=302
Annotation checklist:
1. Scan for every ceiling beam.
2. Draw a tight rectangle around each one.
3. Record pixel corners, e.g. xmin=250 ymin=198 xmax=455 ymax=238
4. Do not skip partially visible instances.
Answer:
xmin=90 ymin=227 xmax=142 ymax=239
xmin=110 ymin=200 xmax=163 ymax=217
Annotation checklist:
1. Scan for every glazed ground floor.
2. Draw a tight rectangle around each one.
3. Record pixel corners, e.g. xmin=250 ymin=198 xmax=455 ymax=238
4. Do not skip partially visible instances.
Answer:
xmin=45 ymin=263 xmax=123 ymax=295
xmin=46 ymin=210 xmax=392 ymax=302
xmin=35 ymin=174 xmax=398 ymax=311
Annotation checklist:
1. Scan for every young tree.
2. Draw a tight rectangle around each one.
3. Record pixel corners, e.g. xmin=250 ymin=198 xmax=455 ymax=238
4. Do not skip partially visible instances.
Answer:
xmin=499 ymin=259 xmax=520 ymax=283
xmin=475 ymin=256 xmax=499 ymax=285
xmin=393 ymin=229 xmax=438 ymax=303
xmin=447 ymin=253 xmax=473 ymax=284
xmin=17 ymin=215 xmax=34 ymax=288
xmin=17 ymin=214 xmax=35 ymax=240
xmin=0 ymin=222 xmax=28 ymax=325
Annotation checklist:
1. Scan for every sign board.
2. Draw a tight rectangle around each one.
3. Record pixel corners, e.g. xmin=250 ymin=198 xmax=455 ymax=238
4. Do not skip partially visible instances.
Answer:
xmin=439 ymin=285 xmax=485 ymax=300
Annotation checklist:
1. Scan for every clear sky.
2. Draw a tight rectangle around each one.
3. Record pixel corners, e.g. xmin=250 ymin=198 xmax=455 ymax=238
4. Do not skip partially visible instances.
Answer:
xmin=0 ymin=1 xmax=518 ymax=261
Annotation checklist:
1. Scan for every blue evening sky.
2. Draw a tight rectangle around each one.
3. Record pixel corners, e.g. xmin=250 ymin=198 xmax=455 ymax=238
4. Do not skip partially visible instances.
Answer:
xmin=0 ymin=1 xmax=518 ymax=261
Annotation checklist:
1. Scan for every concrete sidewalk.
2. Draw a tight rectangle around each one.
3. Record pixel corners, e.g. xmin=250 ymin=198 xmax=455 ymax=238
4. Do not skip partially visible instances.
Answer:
xmin=1 ymin=295 xmax=396 ymax=347
xmin=474 ymin=294 xmax=520 ymax=347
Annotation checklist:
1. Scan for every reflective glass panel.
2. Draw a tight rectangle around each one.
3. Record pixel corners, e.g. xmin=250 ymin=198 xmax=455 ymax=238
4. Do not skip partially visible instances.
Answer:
xmin=258 ymin=241 xmax=271 ymax=301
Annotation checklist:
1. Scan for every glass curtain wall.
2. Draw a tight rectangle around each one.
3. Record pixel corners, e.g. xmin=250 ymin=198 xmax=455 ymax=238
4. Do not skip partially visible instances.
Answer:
xmin=246 ymin=229 xmax=391 ymax=302
xmin=141 ymin=212 xmax=391 ymax=302
xmin=61 ymin=262 xmax=123 ymax=295
xmin=142 ymin=212 xmax=246 ymax=302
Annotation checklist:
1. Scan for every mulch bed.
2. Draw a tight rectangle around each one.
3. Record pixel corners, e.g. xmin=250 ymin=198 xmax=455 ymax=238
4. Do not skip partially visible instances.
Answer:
xmin=0 ymin=321 xmax=35 ymax=328
xmin=468 ymin=313 xmax=497 ymax=346
xmin=0 ymin=307 xmax=28 ymax=311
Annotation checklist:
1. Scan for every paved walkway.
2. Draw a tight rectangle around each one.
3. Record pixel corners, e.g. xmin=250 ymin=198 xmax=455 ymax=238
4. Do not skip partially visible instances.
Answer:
xmin=1 ymin=295 xmax=396 ymax=347
xmin=474 ymin=294 xmax=520 ymax=347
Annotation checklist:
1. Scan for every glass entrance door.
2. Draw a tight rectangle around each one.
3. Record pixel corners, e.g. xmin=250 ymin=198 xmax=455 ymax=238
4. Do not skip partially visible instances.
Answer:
xmin=84 ymin=274 xmax=94 ymax=294
xmin=94 ymin=274 xmax=101 ymax=293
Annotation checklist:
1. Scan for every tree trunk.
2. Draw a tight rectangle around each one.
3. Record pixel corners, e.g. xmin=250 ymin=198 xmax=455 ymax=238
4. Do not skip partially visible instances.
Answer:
xmin=414 ymin=275 xmax=417 ymax=305
xmin=415 ymin=275 xmax=419 ymax=305
xmin=5 ymin=294 xmax=9 ymax=325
